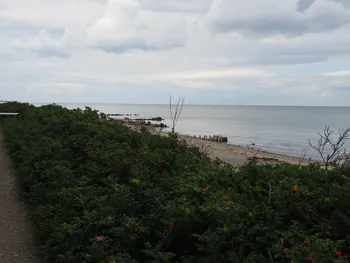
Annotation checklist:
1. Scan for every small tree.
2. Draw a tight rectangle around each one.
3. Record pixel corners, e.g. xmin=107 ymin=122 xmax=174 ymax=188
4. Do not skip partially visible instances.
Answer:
xmin=169 ymin=95 xmax=185 ymax=134
xmin=309 ymin=126 xmax=350 ymax=169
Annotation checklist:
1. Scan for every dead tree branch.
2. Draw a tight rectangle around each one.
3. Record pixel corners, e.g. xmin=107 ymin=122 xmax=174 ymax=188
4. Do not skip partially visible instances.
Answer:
xmin=309 ymin=126 xmax=350 ymax=169
xmin=169 ymin=95 xmax=185 ymax=134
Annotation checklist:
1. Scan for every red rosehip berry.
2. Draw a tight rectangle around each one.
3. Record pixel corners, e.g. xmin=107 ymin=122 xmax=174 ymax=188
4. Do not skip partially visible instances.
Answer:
xmin=325 ymin=231 xmax=331 ymax=237
xmin=305 ymin=256 xmax=313 ymax=262
xmin=202 ymin=188 xmax=208 ymax=193
xmin=224 ymin=196 xmax=228 ymax=201
xmin=96 ymin=234 xmax=105 ymax=241
xmin=169 ymin=223 xmax=175 ymax=228
xmin=164 ymin=229 xmax=169 ymax=233
xmin=304 ymin=240 xmax=309 ymax=245
xmin=293 ymin=187 xmax=299 ymax=193
xmin=334 ymin=251 xmax=341 ymax=257
xmin=283 ymin=248 xmax=289 ymax=254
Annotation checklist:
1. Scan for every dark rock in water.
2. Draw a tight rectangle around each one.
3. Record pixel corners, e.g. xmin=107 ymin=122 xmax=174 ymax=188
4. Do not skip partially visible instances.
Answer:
xmin=153 ymin=123 xmax=169 ymax=128
xmin=146 ymin=121 xmax=151 ymax=126
xmin=151 ymin=117 xmax=163 ymax=121
xmin=252 ymin=143 xmax=255 ymax=146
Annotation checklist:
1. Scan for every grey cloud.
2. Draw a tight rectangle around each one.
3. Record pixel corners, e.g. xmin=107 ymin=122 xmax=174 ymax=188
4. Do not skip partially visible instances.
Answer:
xmin=211 ymin=13 xmax=350 ymax=37
xmin=92 ymin=41 xmax=157 ymax=53
xmin=297 ymin=0 xmax=316 ymax=12
xmin=90 ymin=36 xmax=184 ymax=53
xmin=139 ymin=0 xmax=212 ymax=13
xmin=35 ymin=46 xmax=71 ymax=58
xmin=332 ymin=0 xmax=350 ymax=8
xmin=333 ymin=86 xmax=350 ymax=92
xmin=252 ymin=54 xmax=328 ymax=65
xmin=208 ymin=0 xmax=350 ymax=38
xmin=298 ymin=0 xmax=350 ymax=11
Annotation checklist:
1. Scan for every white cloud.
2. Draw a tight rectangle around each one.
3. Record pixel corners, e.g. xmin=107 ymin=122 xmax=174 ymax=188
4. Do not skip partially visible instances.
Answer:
xmin=85 ymin=0 xmax=187 ymax=52
xmin=320 ymin=91 xmax=333 ymax=97
xmin=324 ymin=70 xmax=350 ymax=76
xmin=11 ymin=29 xmax=70 ymax=58
xmin=54 ymin=82 xmax=85 ymax=89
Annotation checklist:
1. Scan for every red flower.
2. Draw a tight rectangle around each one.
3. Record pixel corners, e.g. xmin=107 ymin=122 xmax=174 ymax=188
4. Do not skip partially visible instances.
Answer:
xmin=169 ymin=222 xmax=175 ymax=228
xmin=305 ymin=256 xmax=313 ymax=262
xmin=334 ymin=251 xmax=341 ymax=257
xmin=164 ymin=229 xmax=169 ymax=233
xmin=96 ymin=235 xmax=105 ymax=241
xmin=224 ymin=197 xmax=229 ymax=201
xmin=202 ymin=188 xmax=209 ymax=193
xmin=283 ymin=248 xmax=290 ymax=254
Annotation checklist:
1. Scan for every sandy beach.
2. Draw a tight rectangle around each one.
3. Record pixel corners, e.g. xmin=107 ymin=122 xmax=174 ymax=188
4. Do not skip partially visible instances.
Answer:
xmin=126 ymin=124 xmax=314 ymax=166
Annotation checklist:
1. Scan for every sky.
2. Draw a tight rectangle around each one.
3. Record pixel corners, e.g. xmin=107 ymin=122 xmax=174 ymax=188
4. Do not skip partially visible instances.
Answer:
xmin=0 ymin=0 xmax=350 ymax=106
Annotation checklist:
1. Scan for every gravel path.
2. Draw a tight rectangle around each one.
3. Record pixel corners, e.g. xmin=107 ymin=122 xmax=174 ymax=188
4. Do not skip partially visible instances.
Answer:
xmin=0 ymin=133 xmax=39 ymax=262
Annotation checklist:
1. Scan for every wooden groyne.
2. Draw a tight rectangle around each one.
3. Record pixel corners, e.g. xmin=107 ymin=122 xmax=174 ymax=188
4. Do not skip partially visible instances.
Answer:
xmin=106 ymin=113 xmax=140 ymax=117
xmin=118 ymin=118 xmax=169 ymax=129
xmin=193 ymin=134 xmax=228 ymax=143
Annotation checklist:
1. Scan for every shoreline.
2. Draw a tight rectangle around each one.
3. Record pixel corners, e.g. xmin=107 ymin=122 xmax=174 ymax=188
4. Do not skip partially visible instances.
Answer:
xmin=126 ymin=123 xmax=315 ymax=166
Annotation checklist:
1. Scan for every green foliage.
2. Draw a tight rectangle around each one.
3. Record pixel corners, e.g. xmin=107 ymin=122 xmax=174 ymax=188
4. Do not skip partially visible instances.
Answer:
xmin=1 ymin=102 xmax=350 ymax=263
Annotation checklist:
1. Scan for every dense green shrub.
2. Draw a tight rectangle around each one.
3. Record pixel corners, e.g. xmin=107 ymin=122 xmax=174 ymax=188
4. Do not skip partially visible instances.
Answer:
xmin=1 ymin=102 xmax=350 ymax=263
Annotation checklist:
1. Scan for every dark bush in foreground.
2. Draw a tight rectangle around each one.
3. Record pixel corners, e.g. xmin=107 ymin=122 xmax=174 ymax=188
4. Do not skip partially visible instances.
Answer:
xmin=1 ymin=102 xmax=350 ymax=263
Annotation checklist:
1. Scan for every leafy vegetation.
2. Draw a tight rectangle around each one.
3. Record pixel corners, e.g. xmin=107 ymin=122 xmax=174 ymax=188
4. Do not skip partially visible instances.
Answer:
xmin=0 ymin=102 xmax=350 ymax=263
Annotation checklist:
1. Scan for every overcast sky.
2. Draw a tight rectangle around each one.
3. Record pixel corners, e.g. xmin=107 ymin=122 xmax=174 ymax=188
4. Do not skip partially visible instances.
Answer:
xmin=1 ymin=0 xmax=350 ymax=106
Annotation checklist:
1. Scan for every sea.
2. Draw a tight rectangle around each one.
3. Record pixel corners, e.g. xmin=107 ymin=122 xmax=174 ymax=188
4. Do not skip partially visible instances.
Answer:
xmin=56 ymin=103 xmax=350 ymax=160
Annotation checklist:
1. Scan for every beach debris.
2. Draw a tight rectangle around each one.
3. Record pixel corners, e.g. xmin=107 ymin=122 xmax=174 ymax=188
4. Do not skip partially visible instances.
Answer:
xmin=248 ymin=156 xmax=279 ymax=163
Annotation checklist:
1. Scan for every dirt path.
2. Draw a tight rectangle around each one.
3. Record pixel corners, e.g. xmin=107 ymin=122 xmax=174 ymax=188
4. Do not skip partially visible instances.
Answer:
xmin=0 ymin=133 xmax=38 ymax=262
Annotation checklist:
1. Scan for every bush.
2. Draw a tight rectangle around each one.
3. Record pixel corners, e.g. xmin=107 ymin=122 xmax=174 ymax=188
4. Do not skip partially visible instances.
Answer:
xmin=0 ymin=102 xmax=350 ymax=263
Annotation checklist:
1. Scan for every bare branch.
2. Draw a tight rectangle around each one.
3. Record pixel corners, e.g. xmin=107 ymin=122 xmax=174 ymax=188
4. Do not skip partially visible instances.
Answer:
xmin=169 ymin=95 xmax=185 ymax=134
xmin=309 ymin=126 xmax=350 ymax=169
xmin=253 ymin=146 xmax=263 ymax=158
xmin=298 ymin=152 xmax=306 ymax=166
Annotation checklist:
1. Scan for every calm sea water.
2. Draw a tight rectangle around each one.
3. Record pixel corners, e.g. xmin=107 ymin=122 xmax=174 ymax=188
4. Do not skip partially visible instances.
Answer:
xmin=57 ymin=103 xmax=350 ymax=160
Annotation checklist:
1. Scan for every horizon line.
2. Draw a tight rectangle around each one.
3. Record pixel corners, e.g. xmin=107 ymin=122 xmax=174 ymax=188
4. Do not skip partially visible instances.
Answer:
xmin=2 ymin=100 xmax=350 ymax=107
